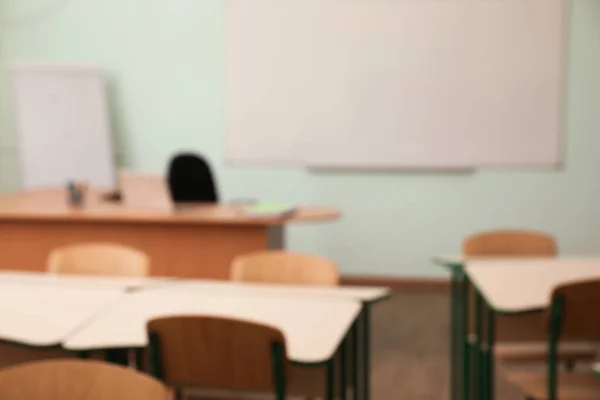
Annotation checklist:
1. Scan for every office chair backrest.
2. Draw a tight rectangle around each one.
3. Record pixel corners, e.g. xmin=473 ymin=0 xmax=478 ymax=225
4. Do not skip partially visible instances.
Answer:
xmin=167 ymin=153 xmax=218 ymax=202
xmin=0 ymin=359 xmax=167 ymax=400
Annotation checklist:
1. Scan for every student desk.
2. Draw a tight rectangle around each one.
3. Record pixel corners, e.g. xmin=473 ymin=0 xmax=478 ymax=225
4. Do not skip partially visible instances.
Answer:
xmin=0 ymin=189 xmax=340 ymax=279
xmin=0 ymin=272 xmax=388 ymax=400
xmin=174 ymin=280 xmax=391 ymax=400
xmin=465 ymin=258 xmax=600 ymax=400
xmin=63 ymin=288 xmax=361 ymax=400
xmin=64 ymin=288 xmax=360 ymax=363
xmin=0 ymin=272 xmax=163 ymax=348
xmin=0 ymin=283 xmax=124 ymax=347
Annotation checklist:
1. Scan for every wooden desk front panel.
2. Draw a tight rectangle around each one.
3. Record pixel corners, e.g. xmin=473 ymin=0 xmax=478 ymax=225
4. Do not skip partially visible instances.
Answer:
xmin=0 ymin=221 xmax=269 ymax=279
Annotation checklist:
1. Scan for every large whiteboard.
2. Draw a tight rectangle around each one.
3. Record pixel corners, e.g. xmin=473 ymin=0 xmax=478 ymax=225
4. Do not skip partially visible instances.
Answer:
xmin=226 ymin=0 xmax=565 ymax=168
xmin=11 ymin=63 xmax=117 ymax=189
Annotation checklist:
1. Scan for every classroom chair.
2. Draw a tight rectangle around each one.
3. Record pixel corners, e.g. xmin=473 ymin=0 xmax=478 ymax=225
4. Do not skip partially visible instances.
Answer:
xmin=231 ymin=251 xmax=345 ymax=399
xmin=147 ymin=316 xmax=289 ymax=400
xmin=230 ymin=250 xmax=340 ymax=286
xmin=506 ymin=279 xmax=600 ymax=400
xmin=47 ymin=243 xmax=150 ymax=277
xmin=167 ymin=152 xmax=219 ymax=203
xmin=0 ymin=359 xmax=168 ymax=400
xmin=463 ymin=230 xmax=596 ymax=367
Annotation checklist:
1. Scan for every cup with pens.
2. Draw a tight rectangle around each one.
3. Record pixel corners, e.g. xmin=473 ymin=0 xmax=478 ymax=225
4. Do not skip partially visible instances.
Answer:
xmin=67 ymin=180 xmax=89 ymax=207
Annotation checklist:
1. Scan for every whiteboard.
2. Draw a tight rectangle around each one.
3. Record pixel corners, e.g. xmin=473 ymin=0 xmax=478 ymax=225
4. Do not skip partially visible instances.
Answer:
xmin=11 ymin=63 xmax=117 ymax=189
xmin=225 ymin=0 xmax=565 ymax=168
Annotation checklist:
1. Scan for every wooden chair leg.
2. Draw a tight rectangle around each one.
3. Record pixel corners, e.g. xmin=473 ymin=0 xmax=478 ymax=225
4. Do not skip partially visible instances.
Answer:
xmin=564 ymin=359 xmax=575 ymax=372
xmin=174 ymin=387 xmax=183 ymax=400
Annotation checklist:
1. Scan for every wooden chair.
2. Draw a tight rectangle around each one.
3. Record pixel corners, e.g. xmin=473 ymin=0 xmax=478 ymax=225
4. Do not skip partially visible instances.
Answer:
xmin=0 ymin=359 xmax=168 ymax=400
xmin=47 ymin=243 xmax=150 ymax=277
xmin=230 ymin=250 xmax=340 ymax=286
xmin=463 ymin=230 xmax=596 ymax=366
xmin=506 ymin=280 xmax=600 ymax=400
xmin=231 ymin=251 xmax=344 ymax=399
xmin=147 ymin=316 xmax=289 ymax=400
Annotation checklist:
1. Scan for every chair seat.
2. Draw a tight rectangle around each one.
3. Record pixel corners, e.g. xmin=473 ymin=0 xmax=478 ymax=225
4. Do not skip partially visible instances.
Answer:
xmin=496 ymin=342 xmax=597 ymax=364
xmin=506 ymin=371 xmax=600 ymax=400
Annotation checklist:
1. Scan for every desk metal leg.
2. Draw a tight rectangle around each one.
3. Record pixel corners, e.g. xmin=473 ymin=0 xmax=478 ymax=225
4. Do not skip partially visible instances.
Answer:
xmin=340 ymin=336 xmax=347 ymax=400
xmin=105 ymin=349 xmax=128 ymax=366
xmin=362 ymin=304 xmax=371 ymax=400
xmin=134 ymin=348 xmax=144 ymax=371
xmin=450 ymin=271 xmax=459 ymax=400
xmin=459 ymin=273 xmax=470 ymax=400
xmin=327 ymin=357 xmax=336 ymax=400
xmin=271 ymin=342 xmax=286 ymax=400
xmin=149 ymin=333 xmax=163 ymax=380
xmin=352 ymin=317 xmax=360 ymax=400
xmin=475 ymin=289 xmax=484 ymax=400
xmin=485 ymin=303 xmax=496 ymax=400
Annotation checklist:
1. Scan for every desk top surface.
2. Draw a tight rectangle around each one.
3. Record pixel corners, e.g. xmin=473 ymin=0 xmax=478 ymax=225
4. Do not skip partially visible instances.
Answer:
xmin=64 ymin=288 xmax=361 ymax=363
xmin=0 ymin=189 xmax=340 ymax=225
xmin=0 ymin=271 xmax=171 ymax=291
xmin=175 ymin=280 xmax=390 ymax=303
xmin=466 ymin=257 xmax=600 ymax=313
xmin=0 ymin=283 xmax=124 ymax=347
xmin=0 ymin=272 xmax=386 ymax=357
xmin=0 ymin=271 xmax=388 ymax=301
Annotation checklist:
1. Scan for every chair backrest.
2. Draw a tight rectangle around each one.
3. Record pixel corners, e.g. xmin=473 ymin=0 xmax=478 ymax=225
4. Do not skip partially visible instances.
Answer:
xmin=230 ymin=251 xmax=340 ymax=286
xmin=0 ymin=359 xmax=167 ymax=400
xmin=147 ymin=316 xmax=288 ymax=394
xmin=47 ymin=243 xmax=150 ymax=277
xmin=462 ymin=230 xmax=556 ymax=342
xmin=463 ymin=230 xmax=557 ymax=257
xmin=545 ymin=279 xmax=600 ymax=400
xmin=550 ymin=279 xmax=600 ymax=341
xmin=167 ymin=153 xmax=218 ymax=203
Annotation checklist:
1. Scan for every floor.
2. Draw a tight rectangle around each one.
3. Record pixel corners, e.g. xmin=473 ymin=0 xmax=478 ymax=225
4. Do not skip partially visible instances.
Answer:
xmin=0 ymin=290 xmax=534 ymax=399
xmin=369 ymin=291 xmax=524 ymax=400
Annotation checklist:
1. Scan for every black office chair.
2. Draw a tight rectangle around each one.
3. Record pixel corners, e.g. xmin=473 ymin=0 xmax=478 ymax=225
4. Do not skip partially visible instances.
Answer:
xmin=167 ymin=153 xmax=219 ymax=203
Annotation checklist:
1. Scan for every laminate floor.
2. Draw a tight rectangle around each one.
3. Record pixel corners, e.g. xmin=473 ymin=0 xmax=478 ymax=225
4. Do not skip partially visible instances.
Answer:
xmin=369 ymin=291 xmax=523 ymax=400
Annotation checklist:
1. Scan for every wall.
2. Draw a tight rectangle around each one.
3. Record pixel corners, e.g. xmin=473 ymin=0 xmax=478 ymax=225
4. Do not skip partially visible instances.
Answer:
xmin=0 ymin=0 xmax=599 ymax=277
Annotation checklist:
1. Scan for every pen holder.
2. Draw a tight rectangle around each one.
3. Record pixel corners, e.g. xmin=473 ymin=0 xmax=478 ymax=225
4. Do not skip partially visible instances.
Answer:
xmin=67 ymin=181 xmax=88 ymax=207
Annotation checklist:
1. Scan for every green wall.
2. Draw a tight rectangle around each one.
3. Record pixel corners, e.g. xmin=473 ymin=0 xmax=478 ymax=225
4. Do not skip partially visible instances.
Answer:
xmin=1 ymin=0 xmax=599 ymax=276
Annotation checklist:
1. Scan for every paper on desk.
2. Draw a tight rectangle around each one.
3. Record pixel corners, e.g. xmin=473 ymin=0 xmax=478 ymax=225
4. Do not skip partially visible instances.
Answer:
xmin=243 ymin=202 xmax=296 ymax=217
